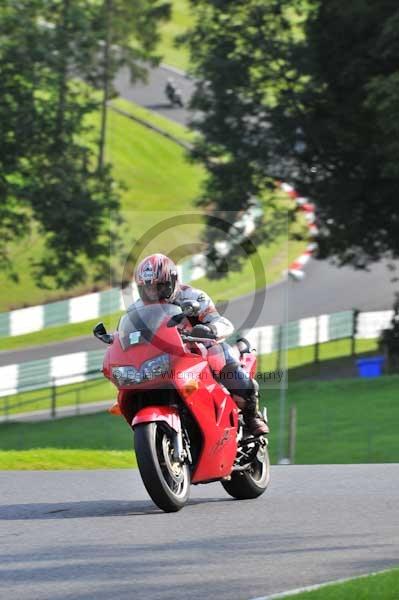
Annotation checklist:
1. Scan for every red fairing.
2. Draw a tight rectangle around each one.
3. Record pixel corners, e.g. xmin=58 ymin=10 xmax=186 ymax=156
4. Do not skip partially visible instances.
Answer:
xmin=132 ymin=405 xmax=181 ymax=432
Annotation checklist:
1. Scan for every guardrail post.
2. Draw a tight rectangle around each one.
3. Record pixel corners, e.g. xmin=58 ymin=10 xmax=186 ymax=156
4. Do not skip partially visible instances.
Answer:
xmin=51 ymin=378 xmax=57 ymax=419
xmin=76 ymin=386 xmax=80 ymax=415
xmin=314 ymin=316 xmax=320 ymax=364
xmin=351 ymin=309 xmax=359 ymax=356
xmin=289 ymin=405 xmax=297 ymax=464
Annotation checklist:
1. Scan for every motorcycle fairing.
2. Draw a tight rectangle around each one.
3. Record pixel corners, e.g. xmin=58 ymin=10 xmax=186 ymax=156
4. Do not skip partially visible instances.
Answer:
xmin=132 ymin=405 xmax=181 ymax=433
xmin=173 ymin=368 xmax=239 ymax=483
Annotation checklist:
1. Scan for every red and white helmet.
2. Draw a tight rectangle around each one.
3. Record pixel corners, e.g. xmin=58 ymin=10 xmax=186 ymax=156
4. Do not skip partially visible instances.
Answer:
xmin=134 ymin=253 xmax=179 ymax=303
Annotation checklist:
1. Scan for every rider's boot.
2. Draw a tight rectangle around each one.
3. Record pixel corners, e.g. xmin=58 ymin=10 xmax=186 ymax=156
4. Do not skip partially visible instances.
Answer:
xmin=242 ymin=381 xmax=269 ymax=437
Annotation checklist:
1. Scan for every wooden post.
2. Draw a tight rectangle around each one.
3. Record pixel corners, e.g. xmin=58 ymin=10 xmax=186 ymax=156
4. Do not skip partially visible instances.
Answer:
xmin=351 ymin=309 xmax=359 ymax=356
xmin=289 ymin=405 xmax=297 ymax=465
xmin=314 ymin=316 xmax=320 ymax=364
xmin=51 ymin=378 xmax=57 ymax=419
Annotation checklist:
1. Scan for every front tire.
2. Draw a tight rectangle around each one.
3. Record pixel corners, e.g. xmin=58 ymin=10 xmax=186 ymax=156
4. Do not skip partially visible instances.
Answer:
xmin=134 ymin=422 xmax=190 ymax=512
xmin=222 ymin=443 xmax=270 ymax=500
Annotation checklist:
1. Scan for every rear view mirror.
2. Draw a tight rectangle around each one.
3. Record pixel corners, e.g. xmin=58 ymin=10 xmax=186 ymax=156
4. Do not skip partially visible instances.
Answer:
xmin=93 ymin=322 xmax=114 ymax=344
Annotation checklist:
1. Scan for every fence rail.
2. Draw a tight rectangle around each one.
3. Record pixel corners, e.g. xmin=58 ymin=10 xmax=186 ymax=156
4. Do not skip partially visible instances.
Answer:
xmin=0 ymin=308 xmax=393 ymax=403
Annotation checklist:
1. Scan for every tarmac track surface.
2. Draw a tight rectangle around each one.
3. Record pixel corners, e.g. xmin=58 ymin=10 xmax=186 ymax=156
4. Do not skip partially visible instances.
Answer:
xmin=1 ymin=464 xmax=398 ymax=600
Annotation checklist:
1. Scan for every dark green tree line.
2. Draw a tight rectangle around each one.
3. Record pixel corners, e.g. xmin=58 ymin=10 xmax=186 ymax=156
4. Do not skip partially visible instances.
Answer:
xmin=183 ymin=0 xmax=301 ymax=266
xmin=185 ymin=0 xmax=399 ymax=268
xmin=275 ymin=0 xmax=399 ymax=267
xmin=0 ymin=0 xmax=170 ymax=289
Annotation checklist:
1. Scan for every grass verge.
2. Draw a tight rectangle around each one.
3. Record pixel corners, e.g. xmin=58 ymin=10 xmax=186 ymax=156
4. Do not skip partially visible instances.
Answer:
xmin=282 ymin=568 xmax=399 ymax=599
xmin=1 ymin=375 xmax=398 ymax=468
xmin=157 ymin=0 xmax=192 ymax=71
xmin=1 ymin=379 xmax=114 ymax=417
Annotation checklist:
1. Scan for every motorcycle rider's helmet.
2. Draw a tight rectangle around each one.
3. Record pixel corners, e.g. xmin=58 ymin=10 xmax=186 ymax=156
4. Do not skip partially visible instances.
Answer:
xmin=135 ymin=254 xmax=179 ymax=303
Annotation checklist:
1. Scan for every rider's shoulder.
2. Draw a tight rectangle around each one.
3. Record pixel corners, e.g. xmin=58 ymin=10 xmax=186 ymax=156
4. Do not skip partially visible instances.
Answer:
xmin=178 ymin=284 xmax=211 ymax=304
xmin=127 ymin=298 xmax=144 ymax=311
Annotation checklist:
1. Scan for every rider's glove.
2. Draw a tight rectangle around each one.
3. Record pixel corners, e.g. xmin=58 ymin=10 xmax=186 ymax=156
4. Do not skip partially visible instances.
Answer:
xmin=190 ymin=324 xmax=216 ymax=339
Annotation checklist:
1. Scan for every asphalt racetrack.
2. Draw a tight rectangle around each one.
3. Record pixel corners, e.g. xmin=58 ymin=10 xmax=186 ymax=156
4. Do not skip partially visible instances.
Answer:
xmin=1 ymin=464 xmax=398 ymax=600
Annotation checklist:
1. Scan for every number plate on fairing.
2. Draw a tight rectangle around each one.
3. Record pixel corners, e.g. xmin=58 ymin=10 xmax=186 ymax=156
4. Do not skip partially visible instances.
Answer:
xmin=129 ymin=331 xmax=141 ymax=345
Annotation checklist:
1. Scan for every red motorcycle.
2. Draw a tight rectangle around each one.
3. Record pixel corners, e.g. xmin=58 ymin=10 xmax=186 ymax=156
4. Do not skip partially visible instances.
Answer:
xmin=94 ymin=301 xmax=270 ymax=512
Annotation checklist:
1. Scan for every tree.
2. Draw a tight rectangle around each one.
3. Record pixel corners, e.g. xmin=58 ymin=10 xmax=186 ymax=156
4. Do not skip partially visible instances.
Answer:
xmin=0 ymin=0 xmax=122 ymax=288
xmin=0 ymin=0 xmax=170 ymax=289
xmin=262 ymin=1 xmax=399 ymax=267
xmin=96 ymin=0 xmax=171 ymax=172
xmin=185 ymin=1 xmax=399 ymax=270
xmin=183 ymin=0 xmax=300 ymax=272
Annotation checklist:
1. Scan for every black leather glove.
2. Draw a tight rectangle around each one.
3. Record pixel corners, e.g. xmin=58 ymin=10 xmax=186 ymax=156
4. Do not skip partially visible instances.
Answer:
xmin=190 ymin=324 xmax=216 ymax=339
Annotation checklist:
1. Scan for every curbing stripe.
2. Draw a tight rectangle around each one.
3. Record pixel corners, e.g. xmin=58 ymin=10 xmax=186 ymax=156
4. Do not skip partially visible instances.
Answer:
xmin=0 ymin=311 xmax=10 ymax=337
xmin=318 ymin=314 xmax=329 ymax=344
xmin=69 ymin=292 xmax=100 ymax=324
xmin=328 ymin=310 xmax=353 ymax=341
xmin=99 ymin=288 xmax=121 ymax=317
xmin=17 ymin=358 xmax=51 ymax=393
xmin=357 ymin=310 xmax=392 ymax=340
xmin=0 ymin=364 xmax=18 ymax=396
xmin=43 ymin=299 xmax=69 ymax=328
xmin=299 ymin=316 xmax=317 ymax=347
xmin=277 ymin=181 xmax=318 ymax=280
xmin=10 ymin=305 xmax=44 ymax=336
xmin=50 ymin=352 xmax=87 ymax=386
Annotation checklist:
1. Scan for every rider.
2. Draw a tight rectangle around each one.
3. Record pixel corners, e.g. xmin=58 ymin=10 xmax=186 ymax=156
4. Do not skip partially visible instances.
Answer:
xmin=133 ymin=253 xmax=268 ymax=436
xmin=165 ymin=77 xmax=176 ymax=101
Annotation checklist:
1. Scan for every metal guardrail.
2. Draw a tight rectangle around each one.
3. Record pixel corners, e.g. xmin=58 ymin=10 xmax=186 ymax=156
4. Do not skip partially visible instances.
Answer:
xmin=0 ymin=371 xmax=105 ymax=421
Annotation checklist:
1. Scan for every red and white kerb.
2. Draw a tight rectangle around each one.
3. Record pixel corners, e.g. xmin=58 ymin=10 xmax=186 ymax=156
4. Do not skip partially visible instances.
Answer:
xmin=278 ymin=182 xmax=318 ymax=281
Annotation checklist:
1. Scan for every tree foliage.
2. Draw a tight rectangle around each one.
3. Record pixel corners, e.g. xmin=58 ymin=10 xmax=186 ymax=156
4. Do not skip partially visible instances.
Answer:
xmin=185 ymin=0 xmax=399 ymax=268
xmin=183 ymin=0 xmax=301 ymax=265
xmin=278 ymin=0 xmax=399 ymax=266
xmin=0 ymin=0 xmax=170 ymax=289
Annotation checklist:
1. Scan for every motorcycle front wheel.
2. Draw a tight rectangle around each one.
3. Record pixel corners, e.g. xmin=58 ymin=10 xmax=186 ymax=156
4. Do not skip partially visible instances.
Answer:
xmin=221 ymin=442 xmax=270 ymax=500
xmin=134 ymin=422 xmax=190 ymax=512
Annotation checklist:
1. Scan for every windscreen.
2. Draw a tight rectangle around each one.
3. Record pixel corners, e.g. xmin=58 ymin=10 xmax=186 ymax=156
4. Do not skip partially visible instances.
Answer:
xmin=118 ymin=303 xmax=182 ymax=351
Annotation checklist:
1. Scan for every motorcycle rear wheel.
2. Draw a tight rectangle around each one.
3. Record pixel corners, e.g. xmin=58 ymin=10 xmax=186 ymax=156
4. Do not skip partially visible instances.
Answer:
xmin=134 ymin=422 xmax=190 ymax=512
xmin=221 ymin=442 xmax=270 ymax=500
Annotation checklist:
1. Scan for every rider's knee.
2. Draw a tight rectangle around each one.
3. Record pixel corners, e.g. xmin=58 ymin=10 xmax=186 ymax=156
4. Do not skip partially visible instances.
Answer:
xmin=218 ymin=363 xmax=254 ymax=399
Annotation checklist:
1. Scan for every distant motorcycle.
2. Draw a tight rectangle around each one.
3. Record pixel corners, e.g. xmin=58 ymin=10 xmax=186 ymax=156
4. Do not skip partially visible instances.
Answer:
xmin=94 ymin=301 xmax=270 ymax=513
xmin=165 ymin=83 xmax=184 ymax=107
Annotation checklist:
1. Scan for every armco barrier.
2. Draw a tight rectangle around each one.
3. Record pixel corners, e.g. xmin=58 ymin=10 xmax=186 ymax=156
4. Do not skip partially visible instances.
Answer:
xmin=0 ymin=309 xmax=392 ymax=399
xmin=0 ymin=257 xmax=207 ymax=339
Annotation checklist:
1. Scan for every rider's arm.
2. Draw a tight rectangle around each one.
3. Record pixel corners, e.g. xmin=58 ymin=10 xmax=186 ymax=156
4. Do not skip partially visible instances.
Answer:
xmin=196 ymin=291 xmax=234 ymax=341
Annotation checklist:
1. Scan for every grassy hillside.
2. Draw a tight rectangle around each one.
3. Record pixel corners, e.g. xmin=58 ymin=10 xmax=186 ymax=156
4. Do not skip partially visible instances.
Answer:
xmin=157 ymin=0 xmax=192 ymax=70
xmin=0 ymin=106 xmax=204 ymax=312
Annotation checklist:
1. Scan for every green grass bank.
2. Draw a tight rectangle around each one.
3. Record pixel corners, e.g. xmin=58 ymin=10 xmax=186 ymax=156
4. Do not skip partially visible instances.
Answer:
xmin=1 ymin=375 xmax=398 ymax=469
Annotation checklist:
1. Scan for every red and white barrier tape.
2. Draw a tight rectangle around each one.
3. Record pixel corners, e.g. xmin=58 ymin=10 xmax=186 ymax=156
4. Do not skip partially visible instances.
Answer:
xmin=278 ymin=182 xmax=318 ymax=280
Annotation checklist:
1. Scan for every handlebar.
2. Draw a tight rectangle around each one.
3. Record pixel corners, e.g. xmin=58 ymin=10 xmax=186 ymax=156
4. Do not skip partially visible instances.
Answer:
xmin=180 ymin=330 xmax=218 ymax=344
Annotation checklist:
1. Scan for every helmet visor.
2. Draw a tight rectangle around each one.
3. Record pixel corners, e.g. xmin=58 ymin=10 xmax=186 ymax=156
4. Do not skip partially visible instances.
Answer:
xmin=141 ymin=282 xmax=173 ymax=302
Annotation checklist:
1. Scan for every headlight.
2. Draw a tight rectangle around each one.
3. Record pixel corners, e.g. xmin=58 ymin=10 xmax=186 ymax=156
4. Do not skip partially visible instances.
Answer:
xmin=112 ymin=354 xmax=170 ymax=386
